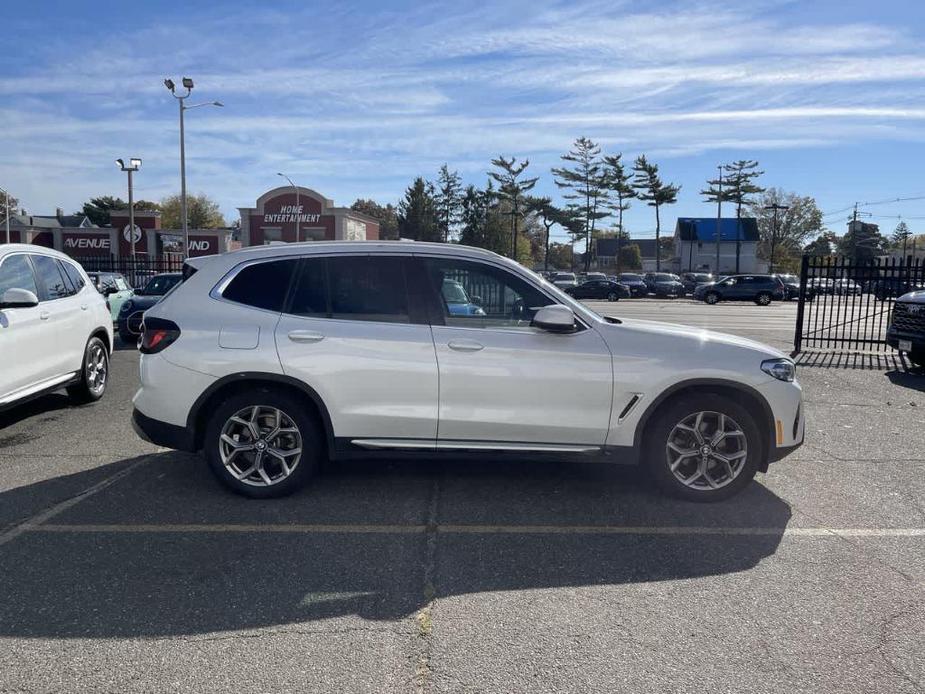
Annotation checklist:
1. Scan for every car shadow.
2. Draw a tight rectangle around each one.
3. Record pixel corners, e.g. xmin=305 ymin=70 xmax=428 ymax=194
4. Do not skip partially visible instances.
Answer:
xmin=0 ymin=453 xmax=792 ymax=639
xmin=0 ymin=392 xmax=75 ymax=432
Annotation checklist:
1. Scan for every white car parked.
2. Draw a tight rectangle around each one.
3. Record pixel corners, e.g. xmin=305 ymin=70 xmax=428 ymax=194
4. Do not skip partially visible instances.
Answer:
xmin=132 ymin=242 xmax=804 ymax=501
xmin=0 ymin=245 xmax=113 ymax=410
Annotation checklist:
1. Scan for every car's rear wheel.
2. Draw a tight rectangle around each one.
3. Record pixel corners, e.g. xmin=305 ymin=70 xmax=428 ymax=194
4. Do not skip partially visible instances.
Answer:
xmin=204 ymin=390 xmax=322 ymax=498
xmin=755 ymin=292 xmax=772 ymax=306
xmin=909 ymin=350 xmax=924 ymax=369
xmin=704 ymin=292 xmax=719 ymax=305
xmin=67 ymin=336 xmax=109 ymax=403
xmin=645 ymin=393 xmax=761 ymax=502
xmin=607 ymin=291 xmax=619 ymax=302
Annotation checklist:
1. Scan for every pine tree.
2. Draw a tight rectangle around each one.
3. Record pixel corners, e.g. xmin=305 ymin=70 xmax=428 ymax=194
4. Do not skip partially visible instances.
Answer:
xmin=397 ymin=177 xmax=439 ymax=242
xmin=892 ymin=221 xmax=912 ymax=258
xmin=631 ymin=155 xmax=680 ymax=272
xmin=601 ymin=153 xmax=635 ymax=272
xmin=488 ymin=156 xmax=538 ymax=261
xmin=552 ymin=137 xmax=610 ymax=271
xmin=525 ymin=196 xmax=570 ymax=271
xmin=434 ymin=164 xmax=463 ymax=243
xmin=722 ymin=160 xmax=764 ymax=272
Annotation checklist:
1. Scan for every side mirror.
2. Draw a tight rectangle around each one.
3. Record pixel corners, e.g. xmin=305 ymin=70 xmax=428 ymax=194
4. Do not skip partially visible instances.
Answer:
xmin=103 ymin=285 xmax=118 ymax=297
xmin=532 ymin=304 xmax=577 ymax=333
xmin=470 ymin=295 xmax=483 ymax=307
xmin=0 ymin=288 xmax=39 ymax=309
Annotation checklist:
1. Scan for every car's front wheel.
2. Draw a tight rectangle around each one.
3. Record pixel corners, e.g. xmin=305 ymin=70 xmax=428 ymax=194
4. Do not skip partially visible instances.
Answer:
xmin=607 ymin=291 xmax=619 ymax=302
xmin=704 ymin=292 xmax=720 ymax=305
xmin=755 ymin=292 xmax=772 ymax=306
xmin=909 ymin=350 xmax=924 ymax=369
xmin=204 ymin=390 xmax=323 ymax=498
xmin=67 ymin=336 xmax=109 ymax=403
xmin=645 ymin=393 xmax=761 ymax=502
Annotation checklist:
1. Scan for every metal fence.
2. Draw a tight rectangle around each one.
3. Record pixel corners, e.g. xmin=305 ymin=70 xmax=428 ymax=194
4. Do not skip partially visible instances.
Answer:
xmin=793 ymin=255 xmax=925 ymax=354
xmin=75 ymin=255 xmax=185 ymax=290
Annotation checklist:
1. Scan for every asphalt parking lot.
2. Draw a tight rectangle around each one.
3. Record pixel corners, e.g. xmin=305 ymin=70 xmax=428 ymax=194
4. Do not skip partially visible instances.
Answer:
xmin=1 ymin=299 xmax=924 ymax=693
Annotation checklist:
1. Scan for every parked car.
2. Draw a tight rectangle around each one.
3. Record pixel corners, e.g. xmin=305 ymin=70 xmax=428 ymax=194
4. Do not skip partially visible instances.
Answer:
xmin=551 ymin=272 xmax=578 ymax=290
xmin=775 ymin=274 xmax=815 ymax=302
xmin=565 ymin=279 xmax=630 ymax=301
xmin=88 ymin=271 xmax=135 ymax=322
xmin=869 ymin=277 xmax=925 ymax=301
xmin=886 ymin=290 xmax=925 ymax=368
xmin=617 ymin=273 xmax=648 ymax=297
xmin=680 ymin=272 xmax=714 ymax=294
xmin=117 ymin=272 xmax=183 ymax=343
xmin=441 ymin=278 xmax=486 ymax=316
xmin=693 ymin=274 xmax=786 ymax=306
xmin=131 ymin=242 xmax=804 ymax=502
xmin=807 ymin=277 xmax=835 ymax=295
xmin=0 ymin=245 xmax=112 ymax=410
xmin=833 ymin=278 xmax=862 ymax=296
xmin=643 ymin=272 xmax=684 ymax=298
xmin=577 ymin=272 xmax=607 ymax=284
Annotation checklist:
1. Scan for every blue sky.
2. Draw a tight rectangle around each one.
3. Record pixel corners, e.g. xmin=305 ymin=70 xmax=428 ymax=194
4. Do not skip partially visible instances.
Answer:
xmin=3 ymin=0 xmax=925 ymax=242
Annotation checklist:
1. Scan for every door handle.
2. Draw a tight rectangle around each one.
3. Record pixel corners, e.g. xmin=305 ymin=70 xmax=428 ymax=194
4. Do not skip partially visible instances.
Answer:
xmin=288 ymin=330 xmax=325 ymax=344
xmin=448 ymin=339 xmax=484 ymax=352
xmin=80 ymin=304 xmax=88 ymax=311
xmin=39 ymin=311 xmax=50 ymax=321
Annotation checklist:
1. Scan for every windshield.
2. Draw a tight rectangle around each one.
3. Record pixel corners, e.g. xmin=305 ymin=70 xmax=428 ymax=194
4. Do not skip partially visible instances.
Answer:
xmin=652 ymin=273 xmax=674 ymax=281
xmin=778 ymin=275 xmax=798 ymax=282
xmin=691 ymin=274 xmax=712 ymax=281
xmin=620 ymin=273 xmax=643 ymax=281
xmin=143 ymin=274 xmax=181 ymax=295
xmin=554 ymin=273 xmax=576 ymax=281
xmin=441 ymin=280 xmax=470 ymax=303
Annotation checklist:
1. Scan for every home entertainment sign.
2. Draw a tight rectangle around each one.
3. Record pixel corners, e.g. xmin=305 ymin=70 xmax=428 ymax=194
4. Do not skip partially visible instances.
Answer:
xmin=263 ymin=205 xmax=322 ymax=225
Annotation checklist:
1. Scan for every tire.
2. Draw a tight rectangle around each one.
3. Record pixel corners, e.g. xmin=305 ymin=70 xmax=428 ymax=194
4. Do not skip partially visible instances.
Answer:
xmin=203 ymin=389 xmax=323 ymax=498
xmin=644 ymin=393 xmax=762 ymax=502
xmin=704 ymin=292 xmax=720 ymax=305
xmin=909 ymin=350 xmax=925 ymax=369
xmin=67 ymin=336 xmax=109 ymax=404
xmin=607 ymin=292 xmax=619 ymax=302
xmin=755 ymin=292 xmax=772 ymax=306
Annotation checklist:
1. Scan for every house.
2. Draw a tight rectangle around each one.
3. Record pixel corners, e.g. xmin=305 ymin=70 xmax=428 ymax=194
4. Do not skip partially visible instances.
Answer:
xmin=673 ymin=217 xmax=764 ymax=274
xmin=592 ymin=237 xmax=670 ymax=271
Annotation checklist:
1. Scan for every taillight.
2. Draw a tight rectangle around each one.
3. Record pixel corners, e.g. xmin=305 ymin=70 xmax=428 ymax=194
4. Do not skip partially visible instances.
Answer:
xmin=139 ymin=317 xmax=181 ymax=354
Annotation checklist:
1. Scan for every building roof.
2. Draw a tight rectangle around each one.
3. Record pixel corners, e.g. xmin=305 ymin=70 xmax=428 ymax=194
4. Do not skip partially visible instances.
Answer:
xmin=675 ymin=217 xmax=759 ymax=242
xmin=9 ymin=213 xmax=94 ymax=229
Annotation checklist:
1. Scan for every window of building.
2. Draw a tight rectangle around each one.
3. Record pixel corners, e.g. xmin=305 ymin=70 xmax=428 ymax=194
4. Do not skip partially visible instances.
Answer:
xmin=222 ymin=258 xmax=298 ymax=312
xmin=262 ymin=228 xmax=283 ymax=244
xmin=0 ymin=254 xmax=38 ymax=296
xmin=30 ymin=254 xmax=69 ymax=300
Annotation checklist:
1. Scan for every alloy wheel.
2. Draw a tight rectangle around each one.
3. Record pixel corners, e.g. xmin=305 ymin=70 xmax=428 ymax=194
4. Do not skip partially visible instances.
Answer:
xmin=665 ymin=410 xmax=748 ymax=490
xmin=219 ymin=405 xmax=303 ymax=487
xmin=86 ymin=343 xmax=108 ymax=395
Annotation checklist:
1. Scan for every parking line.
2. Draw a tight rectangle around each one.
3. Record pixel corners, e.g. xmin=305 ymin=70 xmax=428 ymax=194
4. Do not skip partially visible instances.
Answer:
xmin=0 ymin=458 xmax=149 ymax=548
xmin=21 ymin=523 xmax=925 ymax=537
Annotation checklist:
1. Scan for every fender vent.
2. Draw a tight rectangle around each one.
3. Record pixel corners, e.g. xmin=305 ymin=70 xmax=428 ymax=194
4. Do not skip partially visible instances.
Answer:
xmin=618 ymin=394 xmax=641 ymax=421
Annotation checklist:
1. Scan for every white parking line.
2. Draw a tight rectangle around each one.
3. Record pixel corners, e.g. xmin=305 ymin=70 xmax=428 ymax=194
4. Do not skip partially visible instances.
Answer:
xmin=21 ymin=523 xmax=925 ymax=537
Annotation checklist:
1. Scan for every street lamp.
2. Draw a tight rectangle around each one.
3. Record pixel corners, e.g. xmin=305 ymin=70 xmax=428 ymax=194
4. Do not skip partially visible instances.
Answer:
xmin=0 ymin=186 xmax=10 ymax=245
xmin=764 ymin=203 xmax=790 ymax=273
xmin=277 ymin=173 xmax=300 ymax=242
xmin=116 ymin=158 xmax=142 ymax=258
xmin=164 ymin=76 xmax=224 ymax=257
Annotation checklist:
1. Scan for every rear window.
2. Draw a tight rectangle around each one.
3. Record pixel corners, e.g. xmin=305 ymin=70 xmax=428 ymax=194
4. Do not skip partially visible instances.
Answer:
xmin=222 ymin=259 xmax=298 ymax=312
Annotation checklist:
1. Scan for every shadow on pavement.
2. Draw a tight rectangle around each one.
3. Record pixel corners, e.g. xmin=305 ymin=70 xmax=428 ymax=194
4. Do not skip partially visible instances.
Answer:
xmin=0 ymin=392 xmax=76 ymax=432
xmin=0 ymin=453 xmax=791 ymax=638
xmin=794 ymin=349 xmax=917 ymax=372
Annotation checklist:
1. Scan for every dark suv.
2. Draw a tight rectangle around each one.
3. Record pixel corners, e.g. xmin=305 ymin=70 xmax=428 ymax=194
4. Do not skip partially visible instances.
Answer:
xmin=680 ymin=272 xmax=714 ymax=294
xmin=693 ymin=274 xmax=786 ymax=306
xmin=887 ymin=290 xmax=925 ymax=368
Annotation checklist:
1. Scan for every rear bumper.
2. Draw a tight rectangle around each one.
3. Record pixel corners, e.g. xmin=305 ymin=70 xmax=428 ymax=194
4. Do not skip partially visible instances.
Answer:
xmin=132 ymin=408 xmax=195 ymax=452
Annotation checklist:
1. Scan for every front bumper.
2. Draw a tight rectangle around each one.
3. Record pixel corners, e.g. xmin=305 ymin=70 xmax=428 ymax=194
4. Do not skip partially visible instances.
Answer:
xmin=886 ymin=327 xmax=925 ymax=352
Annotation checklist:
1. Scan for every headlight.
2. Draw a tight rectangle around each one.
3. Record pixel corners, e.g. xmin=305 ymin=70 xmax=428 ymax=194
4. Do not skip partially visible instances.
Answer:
xmin=761 ymin=358 xmax=795 ymax=382
xmin=121 ymin=300 xmax=134 ymax=313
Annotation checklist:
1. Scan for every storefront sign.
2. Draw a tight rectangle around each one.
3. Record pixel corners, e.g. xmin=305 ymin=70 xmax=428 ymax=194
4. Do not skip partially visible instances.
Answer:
xmin=63 ymin=233 xmax=111 ymax=255
xmin=263 ymin=204 xmax=321 ymax=225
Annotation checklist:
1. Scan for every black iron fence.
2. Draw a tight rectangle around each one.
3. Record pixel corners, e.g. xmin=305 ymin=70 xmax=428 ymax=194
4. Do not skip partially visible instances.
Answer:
xmin=75 ymin=255 xmax=185 ymax=290
xmin=793 ymin=255 xmax=925 ymax=354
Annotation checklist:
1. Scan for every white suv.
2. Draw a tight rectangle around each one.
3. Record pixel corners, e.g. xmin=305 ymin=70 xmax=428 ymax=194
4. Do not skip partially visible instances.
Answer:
xmin=132 ymin=242 xmax=804 ymax=501
xmin=0 ymin=245 xmax=113 ymax=409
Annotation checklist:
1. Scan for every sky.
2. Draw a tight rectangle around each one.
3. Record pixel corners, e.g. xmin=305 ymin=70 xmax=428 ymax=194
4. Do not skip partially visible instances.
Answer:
xmin=2 ymin=0 xmax=925 ymax=243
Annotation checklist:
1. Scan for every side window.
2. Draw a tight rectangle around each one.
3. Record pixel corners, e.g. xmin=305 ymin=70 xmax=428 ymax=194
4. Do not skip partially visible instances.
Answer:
xmin=56 ymin=261 xmax=77 ymax=295
xmin=31 ymin=255 xmax=69 ymax=300
xmin=328 ymin=256 xmax=409 ymax=323
xmin=289 ymin=258 xmax=329 ymax=317
xmin=222 ymin=258 xmax=298 ymax=312
xmin=61 ymin=262 xmax=86 ymax=292
xmin=424 ymin=258 xmax=554 ymax=329
xmin=0 ymin=255 xmax=39 ymax=296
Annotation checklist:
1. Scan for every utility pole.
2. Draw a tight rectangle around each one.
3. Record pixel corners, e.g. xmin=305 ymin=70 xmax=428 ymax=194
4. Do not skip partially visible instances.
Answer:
xmin=764 ymin=203 xmax=789 ymax=273
xmin=714 ymin=165 xmax=723 ymax=274
xmin=116 ymin=158 xmax=142 ymax=258
xmin=3 ymin=188 xmax=9 ymax=245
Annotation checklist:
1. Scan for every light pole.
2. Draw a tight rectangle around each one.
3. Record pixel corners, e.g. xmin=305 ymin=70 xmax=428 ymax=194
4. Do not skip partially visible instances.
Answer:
xmin=714 ymin=165 xmax=723 ymax=274
xmin=764 ymin=203 xmax=789 ymax=273
xmin=1 ymin=187 xmax=9 ymax=244
xmin=116 ymin=158 xmax=142 ymax=258
xmin=164 ymin=77 xmax=223 ymax=257
xmin=277 ymin=173 xmax=300 ymax=242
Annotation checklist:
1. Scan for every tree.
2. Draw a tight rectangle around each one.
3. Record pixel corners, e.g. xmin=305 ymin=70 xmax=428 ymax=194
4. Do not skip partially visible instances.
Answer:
xmin=488 ymin=156 xmax=538 ymax=260
xmin=552 ymin=137 xmax=610 ymax=271
xmin=397 ymin=177 xmax=440 ymax=242
xmin=601 ymin=153 xmax=635 ymax=272
xmin=749 ymin=188 xmax=823 ymax=271
xmin=892 ymin=221 xmax=912 ymax=257
xmin=837 ymin=221 xmax=885 ymax=263
xmin=618 ymin=243 xmax=643 ymax=270
xmin=1 ymin=190 xmax=20 ymax=220
xmin=631 ymin=155 xmax=680 ymax=271
xmin=160 ymin=193 xmax=225 ymax=228
xmin=351 ymin=199 xmax=400 ymax=240
xmin=545 ymin=242 xmax=573 ymax=271
xmin=803 ymin=231 xmax=837 ymax=257
xmin=525 ymin=196 xmax=572 ymax=271
xmin=722 ymin=160 xmax=765 ymax=273
xmin=434 ymin=164 xmax=463 ymax=243
xmin=78 ymin=196 xmax=158 ymax=227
